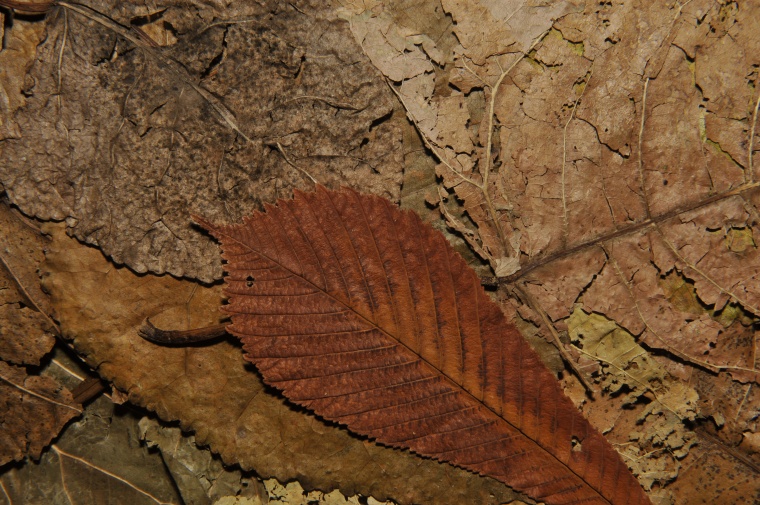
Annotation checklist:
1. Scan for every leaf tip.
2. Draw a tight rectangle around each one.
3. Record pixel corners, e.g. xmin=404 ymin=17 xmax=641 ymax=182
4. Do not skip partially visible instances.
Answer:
xmin=191 ymin=214 xmax=216 ymax=233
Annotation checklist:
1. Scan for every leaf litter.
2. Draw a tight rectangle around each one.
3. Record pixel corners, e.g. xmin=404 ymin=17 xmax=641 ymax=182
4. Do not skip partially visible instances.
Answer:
xmin=0 ymin=199 xmax=80 ymax=466
xmin=40 ymin=222 xmax=521 ymax=505
xmin=1 ymin=0 xmax=760 ymax=503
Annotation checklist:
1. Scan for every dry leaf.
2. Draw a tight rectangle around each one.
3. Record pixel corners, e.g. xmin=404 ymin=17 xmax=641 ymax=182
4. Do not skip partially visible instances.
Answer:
xmin=0 ymin=360 xmax=81 ymax=466
xmin=0 ymin=199 xmax=78 ymax=466
xmin=0 ymin=202 xmax=56 ymax=366
xmin=197 ymin=186 xmax=650 ymax=505
xmin=0 ymin=0 xmax=403 ymax=283
xmin=339 ymin=1 xmax=759 ymax=501
xmin=567 ymin=308 xmax=699 ymax=490
xmin=0 ymin=388 xmax=183 ymax=505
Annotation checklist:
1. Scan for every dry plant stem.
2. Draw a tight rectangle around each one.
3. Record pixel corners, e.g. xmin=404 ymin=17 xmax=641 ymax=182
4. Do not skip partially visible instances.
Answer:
xmin=273 ymin=142 xmax=318 ymax=184
xmin=504 ymin=179 xmax=760 ymax=283
xmin=138 ymin=318 xmax=228 ymax=345
xmin=512 ymin=283 xmax=597 ymax=395
xmin=70 ymin=376 xmax=107 ymax=404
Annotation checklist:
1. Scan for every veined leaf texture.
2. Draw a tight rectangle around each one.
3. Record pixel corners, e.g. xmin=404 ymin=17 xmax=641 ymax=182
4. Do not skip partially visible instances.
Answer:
xmin=196 ymin=186 xmax=651 ymax=505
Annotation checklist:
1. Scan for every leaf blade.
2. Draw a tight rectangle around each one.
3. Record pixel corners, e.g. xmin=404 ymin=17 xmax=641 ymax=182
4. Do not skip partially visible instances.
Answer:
xmin=199 ymin=186 xmax=651 ymax=505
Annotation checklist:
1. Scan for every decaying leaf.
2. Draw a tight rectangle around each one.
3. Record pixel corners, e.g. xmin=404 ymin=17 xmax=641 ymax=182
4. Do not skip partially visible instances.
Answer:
xmin=41 ymin=223 xmax=522 ymax=505
xmin=0 ymin=198 xmax=79 ymax=466
xmin=0 ymin=0 xmax=403 ymax=283
xmin=0 ymin=360 xmax=82 ymax=466
xmin=1 ymin=387 xmax=184 ymax=505
xmin=567 ymin=308 xmax=699 ymax=490
xmin=0 ymin=201 xmax=56 ymax=366
xmin=197 ymin=186 xmax=650 ymax=505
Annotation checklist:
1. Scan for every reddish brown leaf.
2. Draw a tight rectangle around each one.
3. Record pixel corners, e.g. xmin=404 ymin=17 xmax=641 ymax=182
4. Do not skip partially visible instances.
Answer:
xmin=197 ymin=186 xmax=651 ymax=505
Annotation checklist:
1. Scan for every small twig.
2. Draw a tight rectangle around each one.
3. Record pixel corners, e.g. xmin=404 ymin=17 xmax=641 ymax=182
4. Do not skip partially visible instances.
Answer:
xmin=138 ymin=318 xmax=228 ymax=345
xmin=283 ymin=95 xmax=363 ymax=111
xmin=272 ymin=142 xmax=318 ymax=184
xmin=512 ymin=284 xmax=597 ymax=396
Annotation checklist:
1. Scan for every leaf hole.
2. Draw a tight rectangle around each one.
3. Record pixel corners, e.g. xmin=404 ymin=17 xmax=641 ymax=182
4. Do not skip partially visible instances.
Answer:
xmin=571 ymin=436 xmax=582 ymax=452
xmin=246 ymin=275 xmax=255 ymax=287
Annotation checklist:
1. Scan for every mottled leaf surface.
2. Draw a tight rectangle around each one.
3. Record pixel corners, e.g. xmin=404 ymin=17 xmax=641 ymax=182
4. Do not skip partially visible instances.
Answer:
xmin=199 ymin=186 xmax=650 ymax=505
xmin=0 ymin=0 xmax=403 ymax=282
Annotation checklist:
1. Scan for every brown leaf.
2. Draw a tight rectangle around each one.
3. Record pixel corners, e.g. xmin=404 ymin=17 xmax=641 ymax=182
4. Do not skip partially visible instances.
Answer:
xmin=0 ymin=0 xmax=403 ymax=283
xmin=0 ymin=201 xmax=56 ymax=365
xmin=0 ymin=360 xmax=81 ymax=465
xmin=0 ymin=197 xmax=78 ymax=466
xmin=198 ymin=186 xmax=651 ymax=505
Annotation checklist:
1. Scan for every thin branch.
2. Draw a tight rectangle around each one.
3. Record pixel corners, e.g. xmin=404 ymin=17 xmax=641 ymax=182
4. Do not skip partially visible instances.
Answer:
xmin=512 ymin=284 xmax=597 ymax=396
xmin=273 ymin=142 xmax=318 ymax=185
xmin=562 ymin=68 xmax=594 ymax=245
